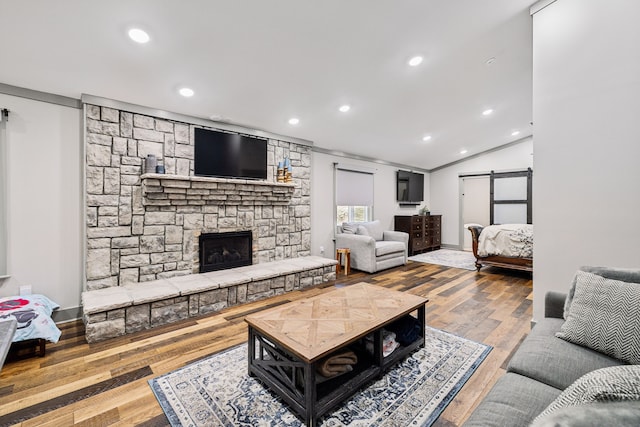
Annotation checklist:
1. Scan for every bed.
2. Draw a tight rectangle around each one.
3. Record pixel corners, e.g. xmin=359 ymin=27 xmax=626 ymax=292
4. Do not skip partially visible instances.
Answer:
xmin=468 ymin=224 xmax=533 ymax=272
xmin=0 ymin=294 xmax=61 ymax=357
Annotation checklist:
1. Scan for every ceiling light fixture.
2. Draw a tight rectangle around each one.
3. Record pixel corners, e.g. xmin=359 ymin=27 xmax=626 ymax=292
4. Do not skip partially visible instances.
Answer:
xmin=178 ymin=87 xmax=194 ymax=97
xmin=128 ymin=28 xmax=150 ymax=44
xmin=460 ymin=149 xmax=468 ymax=155
xmin=288 ymin=117 xmax=300 ymax=125
xmin=422 ymin=135 xmax=432 ymax=142
xmin=408 ymin=56 xmax=423 ymax=67
xmin=482 ymin=109 xmax=493 ymax=116
xmin=339 ymin=105 xmax=351 ymax=113
xmin=511 ymin=130 xmax=521 ymax=136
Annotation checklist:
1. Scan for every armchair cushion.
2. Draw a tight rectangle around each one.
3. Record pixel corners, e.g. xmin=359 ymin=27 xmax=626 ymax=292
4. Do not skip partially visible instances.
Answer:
xmin=375 ymin=241 xmax=406 ymax=257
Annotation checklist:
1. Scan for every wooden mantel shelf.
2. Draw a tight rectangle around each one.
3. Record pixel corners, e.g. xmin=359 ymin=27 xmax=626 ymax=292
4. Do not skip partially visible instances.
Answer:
xmin=141 ymin=173 xmax=295 ymax=206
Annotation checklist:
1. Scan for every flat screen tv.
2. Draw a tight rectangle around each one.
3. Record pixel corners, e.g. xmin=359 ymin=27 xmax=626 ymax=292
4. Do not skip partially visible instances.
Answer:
xmin=397 ymin=170 xmax=424 ymax=204
xmin=194 ymin=128 xmax=268 ymax=180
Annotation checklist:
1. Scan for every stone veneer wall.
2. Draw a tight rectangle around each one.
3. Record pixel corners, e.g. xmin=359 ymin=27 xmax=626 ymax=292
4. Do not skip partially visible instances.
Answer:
xmin=85 ymin=104 xmax=311 ymax=290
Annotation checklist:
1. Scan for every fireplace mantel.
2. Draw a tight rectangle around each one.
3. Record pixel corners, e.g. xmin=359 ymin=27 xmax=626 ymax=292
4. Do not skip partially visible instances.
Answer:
xmin=141 ymin=173 xmax=295 ymax=206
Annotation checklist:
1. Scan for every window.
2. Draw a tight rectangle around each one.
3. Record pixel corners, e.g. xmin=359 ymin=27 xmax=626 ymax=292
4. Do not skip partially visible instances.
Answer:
xmin=490 ymin=168 xmax=532 ymax=224
xmin=335 ymin=167 xmax=374 ymax=226
xmin=336 ymin=206 xmax=372 ymax=224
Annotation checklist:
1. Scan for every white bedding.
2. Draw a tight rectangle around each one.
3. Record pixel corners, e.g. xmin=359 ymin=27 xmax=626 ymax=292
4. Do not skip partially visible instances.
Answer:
xmin=477 ymin=224 xmax=533 ymax=258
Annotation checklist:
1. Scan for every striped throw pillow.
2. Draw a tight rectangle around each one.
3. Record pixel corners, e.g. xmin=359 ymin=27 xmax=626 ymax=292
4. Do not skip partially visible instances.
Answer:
xmin=557 ymin=270 xmax=640 ymax=364
xmin=532 ymin=365 xmax=640 ymax=423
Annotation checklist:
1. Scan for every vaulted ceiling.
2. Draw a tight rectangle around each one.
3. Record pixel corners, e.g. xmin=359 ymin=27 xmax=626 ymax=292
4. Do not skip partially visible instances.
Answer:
xmin=0 ymin=0 xmax=534 ymax=170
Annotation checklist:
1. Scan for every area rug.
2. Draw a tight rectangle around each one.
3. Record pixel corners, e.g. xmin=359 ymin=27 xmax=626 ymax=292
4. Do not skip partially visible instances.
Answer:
xmin=149 ymin=326 xmax=491 ymax=426
xmin=409 ymin=249 xmax=477 ymax=271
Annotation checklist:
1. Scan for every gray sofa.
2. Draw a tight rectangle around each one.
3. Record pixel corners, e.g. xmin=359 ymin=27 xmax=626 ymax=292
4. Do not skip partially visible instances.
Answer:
xmin=464 ymin=266 xmax=640 ymax=427
xmin=335 ymin=220 xmax=408 ymax=273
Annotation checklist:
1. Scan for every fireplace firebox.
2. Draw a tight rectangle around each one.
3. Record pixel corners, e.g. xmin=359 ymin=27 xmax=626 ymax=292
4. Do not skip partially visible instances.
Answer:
xmin=199 ymin=231 xmax=252 ymax=273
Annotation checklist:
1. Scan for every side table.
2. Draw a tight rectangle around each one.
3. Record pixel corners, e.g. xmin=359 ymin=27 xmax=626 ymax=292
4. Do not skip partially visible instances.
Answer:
xmin=335 ymin=248 xmax=350 ymax=275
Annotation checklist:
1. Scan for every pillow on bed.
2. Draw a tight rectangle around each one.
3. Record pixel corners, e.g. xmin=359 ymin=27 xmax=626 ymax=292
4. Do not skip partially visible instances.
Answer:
xmin=0 ymin=294 xmax=61 ymax=343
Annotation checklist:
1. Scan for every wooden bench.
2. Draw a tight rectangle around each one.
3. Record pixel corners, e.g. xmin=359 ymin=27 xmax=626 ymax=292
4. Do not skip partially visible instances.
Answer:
xmin=82 ymin=256 xmax=338 ymax=343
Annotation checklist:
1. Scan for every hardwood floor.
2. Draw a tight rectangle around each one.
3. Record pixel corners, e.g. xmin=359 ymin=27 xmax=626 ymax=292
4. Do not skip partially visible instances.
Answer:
xmin=0 ymin=261 xmax=532 ymax=426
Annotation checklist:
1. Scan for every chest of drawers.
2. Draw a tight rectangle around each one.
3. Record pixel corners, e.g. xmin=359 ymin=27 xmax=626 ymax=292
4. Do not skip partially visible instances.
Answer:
xmin=394 ymin=215 xmax=441 ymax=256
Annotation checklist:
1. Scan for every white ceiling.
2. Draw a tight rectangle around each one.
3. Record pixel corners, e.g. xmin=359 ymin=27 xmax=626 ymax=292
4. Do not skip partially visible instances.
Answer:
xmin=0 ymin=0 xmax=534 ymax=170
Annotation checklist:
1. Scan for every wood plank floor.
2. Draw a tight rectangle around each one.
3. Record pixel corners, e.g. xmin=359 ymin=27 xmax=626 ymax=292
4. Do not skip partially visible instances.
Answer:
xmin=0 ymin=261 xmax=533 ymax=426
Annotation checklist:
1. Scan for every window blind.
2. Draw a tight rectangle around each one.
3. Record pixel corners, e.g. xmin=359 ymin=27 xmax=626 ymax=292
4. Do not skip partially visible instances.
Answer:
xmin=336 ymin=169 xmax=374 ymax=206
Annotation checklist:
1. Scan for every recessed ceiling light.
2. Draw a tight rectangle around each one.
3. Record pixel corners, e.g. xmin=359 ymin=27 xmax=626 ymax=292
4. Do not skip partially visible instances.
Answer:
xmin=408 ymin=56 xmax=423 ymax=67
xmin=486 ymin=57 xmax=496 ymax=65
xmin=178 ymin=87 xmax=194 ymax=97
xmin=288 ymin=117 xmax=300 ymax=125
xmin=128 ymin=28 xmax=150 ymax=44
xmin=422 ymin=135 xmax=432 ymax=142
xmin=482 ymin=109 xmax=493 ymax=116
xmin=460 ymin=149 xmax=468 ymax=155
xmin=511 ymin=130 xmax=521 ymax=136
xmin=339 ymin=105 xmax=351 ymax=113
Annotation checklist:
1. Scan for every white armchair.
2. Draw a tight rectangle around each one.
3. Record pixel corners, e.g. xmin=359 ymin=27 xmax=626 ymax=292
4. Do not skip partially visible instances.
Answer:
xmin=335 ymin=220 xmax=409 ymax=273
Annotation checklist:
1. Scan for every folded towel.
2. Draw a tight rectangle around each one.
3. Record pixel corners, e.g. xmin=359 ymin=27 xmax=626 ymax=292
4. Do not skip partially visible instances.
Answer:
xmin=316 ymin=350 xmax=358 ymax=378
xmin=365 ymin=329 xmax=400 ymax=357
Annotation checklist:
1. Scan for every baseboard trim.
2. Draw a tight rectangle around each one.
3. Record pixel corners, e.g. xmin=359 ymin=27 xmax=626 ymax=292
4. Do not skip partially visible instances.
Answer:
xmin=52 ymin=306 xmax=82 ymax=324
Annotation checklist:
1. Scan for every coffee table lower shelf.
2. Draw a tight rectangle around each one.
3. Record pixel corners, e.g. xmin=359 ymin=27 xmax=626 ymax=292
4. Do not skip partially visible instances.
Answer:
xmin=247 ymin=311 xmax=425 ymax=426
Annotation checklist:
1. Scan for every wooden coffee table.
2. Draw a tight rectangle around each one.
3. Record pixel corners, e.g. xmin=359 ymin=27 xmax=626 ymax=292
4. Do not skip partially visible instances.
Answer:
xmin=245 ymin=282 xmax=428 ymax=426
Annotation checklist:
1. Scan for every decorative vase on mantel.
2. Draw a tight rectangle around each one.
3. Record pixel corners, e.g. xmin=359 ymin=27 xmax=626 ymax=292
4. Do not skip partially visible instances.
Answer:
xmin=145 ymin=154 xmax=157 ymax=174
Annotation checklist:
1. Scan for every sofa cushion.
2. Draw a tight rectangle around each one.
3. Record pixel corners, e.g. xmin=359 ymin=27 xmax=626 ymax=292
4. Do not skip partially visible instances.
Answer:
xmin=531 ymin=401 xmax=640 ymax=427
xmin=557 ymin=270 xmax=640 ymax=364
xmin=375 ymin=240 xmax=405 ymax=257
xmin=564 ymin=266 xmax=640 ymax=319
xmin=463 ymin=372 xmax=561 ymax=427
xmin=533 ymin=365 xmax=640 ymax=423
xmin=507 ymin=318 xmax=621 ymax=390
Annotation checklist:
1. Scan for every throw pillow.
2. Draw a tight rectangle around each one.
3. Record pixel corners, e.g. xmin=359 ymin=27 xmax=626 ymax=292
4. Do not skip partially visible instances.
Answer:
xmin=563 ymin=266 xmax=640 ymax=319
xmin=531 ymin=402 xmax=640 ymax=427
xmin=556 ymin=270 xmax=640 ymax=364
xmin=360 ymin=220 xmax=384 ymax=241
xmin=341 ymin=222 xmax=358 ymax=234
xmin=356 ymin=225 xmax=369 ymax=236
xmin=532 ymin=365 xmax=640 ymax=424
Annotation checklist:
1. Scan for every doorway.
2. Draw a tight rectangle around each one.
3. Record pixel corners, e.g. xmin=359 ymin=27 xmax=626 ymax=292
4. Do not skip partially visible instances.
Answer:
xmin=460 ymin=175 xmax=490 ymax=250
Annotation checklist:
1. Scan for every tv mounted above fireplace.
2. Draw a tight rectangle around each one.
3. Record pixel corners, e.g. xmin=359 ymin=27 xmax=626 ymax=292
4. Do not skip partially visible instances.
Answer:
xmin=194 ymin=128 xmax=268 ymax=180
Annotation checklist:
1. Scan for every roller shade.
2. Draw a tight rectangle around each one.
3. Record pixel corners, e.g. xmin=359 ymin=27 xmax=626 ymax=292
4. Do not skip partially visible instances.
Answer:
xmin=336 ymin=169 xmax=374 ymax=206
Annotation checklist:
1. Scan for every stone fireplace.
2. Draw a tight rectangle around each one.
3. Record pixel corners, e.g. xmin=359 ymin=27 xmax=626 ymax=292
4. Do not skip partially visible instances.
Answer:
xmin=84 ymin=101 xmax=312 ymax=291
xmin=199 ymin=231 xmax=252 ymax=273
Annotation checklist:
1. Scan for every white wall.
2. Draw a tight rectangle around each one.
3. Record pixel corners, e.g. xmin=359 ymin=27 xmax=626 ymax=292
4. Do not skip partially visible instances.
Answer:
xmin=311 ymin=151 xmax=430 ymax=258
xmin=532 ymin=0 xmax=640 ymax=320
xmin=0 ymin=94 xmax=82 ymax=319
xmin=429 ymin=138 xmax=533 ymax=247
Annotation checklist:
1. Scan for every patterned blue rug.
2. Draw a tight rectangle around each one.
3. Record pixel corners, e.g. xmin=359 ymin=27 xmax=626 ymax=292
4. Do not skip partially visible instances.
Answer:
xmin=409 ymin=249 xmax=477 ymax=271
xmin=149 ymin=327 xmax=491 ymax=426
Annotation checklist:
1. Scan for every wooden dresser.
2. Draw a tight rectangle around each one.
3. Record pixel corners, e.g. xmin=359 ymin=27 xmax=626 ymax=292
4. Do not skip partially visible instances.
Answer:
xmin=394 ymin=215 xmax=442 ymax=256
